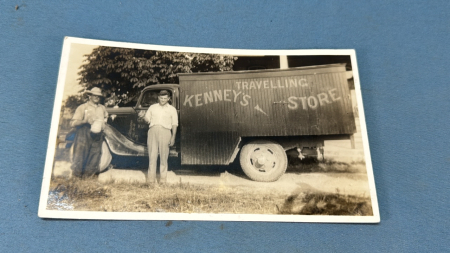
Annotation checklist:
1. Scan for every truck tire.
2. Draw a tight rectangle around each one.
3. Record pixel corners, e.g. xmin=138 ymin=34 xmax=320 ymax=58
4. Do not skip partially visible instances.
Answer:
xmin=239 ymin=140 xmax=288 ymax=182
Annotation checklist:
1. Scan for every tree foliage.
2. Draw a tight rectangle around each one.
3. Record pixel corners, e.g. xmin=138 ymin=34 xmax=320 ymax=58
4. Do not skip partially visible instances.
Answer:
xmin=64 ymin=94 xmax=85 ymax=110
xmin=62 ymin=93 xmax=86 ymax=114
xmin=76 ymin=46 xmax=237 ymax=105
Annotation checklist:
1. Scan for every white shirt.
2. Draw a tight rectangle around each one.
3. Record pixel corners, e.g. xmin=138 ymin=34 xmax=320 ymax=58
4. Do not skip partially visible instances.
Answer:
xmin=144 ymin=103 xmax=178 ymax=130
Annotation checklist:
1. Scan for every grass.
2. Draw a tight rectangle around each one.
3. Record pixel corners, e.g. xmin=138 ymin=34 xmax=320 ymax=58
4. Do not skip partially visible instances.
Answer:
xmin=279 ymin=192 xmax=373 ymax=216
xmin=48 ymin=177 xmax=284 ymax=214
xmin=47 ymin=175 xmax=373 ymax=216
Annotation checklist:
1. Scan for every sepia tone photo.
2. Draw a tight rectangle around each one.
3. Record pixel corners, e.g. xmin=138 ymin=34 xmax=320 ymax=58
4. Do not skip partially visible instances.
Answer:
xmin=39 ymin=37 xmax=379 ymax=222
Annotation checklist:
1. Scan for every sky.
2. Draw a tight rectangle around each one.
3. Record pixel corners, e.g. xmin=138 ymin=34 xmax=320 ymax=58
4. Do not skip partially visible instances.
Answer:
xmin=62 ymin=43 xmax=97 ymax=100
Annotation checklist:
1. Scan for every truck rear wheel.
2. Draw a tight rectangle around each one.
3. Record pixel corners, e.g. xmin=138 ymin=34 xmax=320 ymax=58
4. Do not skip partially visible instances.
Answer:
xmin=239 ymin=140 xmax=287 ymax=182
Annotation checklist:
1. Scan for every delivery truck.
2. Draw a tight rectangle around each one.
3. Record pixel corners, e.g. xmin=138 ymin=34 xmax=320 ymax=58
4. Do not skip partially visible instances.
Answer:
xmin=74 ymin=63 xmax=356 ymax=182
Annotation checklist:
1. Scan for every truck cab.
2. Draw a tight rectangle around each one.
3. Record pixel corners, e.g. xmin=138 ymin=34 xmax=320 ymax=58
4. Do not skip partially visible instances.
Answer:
xmin=103 ymin=84 xmax=180 ymax=157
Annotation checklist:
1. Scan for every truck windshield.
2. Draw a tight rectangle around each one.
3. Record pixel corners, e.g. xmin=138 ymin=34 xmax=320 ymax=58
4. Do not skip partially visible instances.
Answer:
xmin=140 ymin=90 xmax=173 ymax=107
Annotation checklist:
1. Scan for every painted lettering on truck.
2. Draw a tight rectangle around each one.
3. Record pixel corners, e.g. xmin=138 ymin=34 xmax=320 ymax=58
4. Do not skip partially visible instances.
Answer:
xmin=287 ymin=88 xmax=341 ymax=110
xmin=183 ymin=90 xmax=251 ymax=107
xmin=182 ymin=83 xmax=342 ymax=111
xmin=235 ymin=78 xmax=308 ymax=90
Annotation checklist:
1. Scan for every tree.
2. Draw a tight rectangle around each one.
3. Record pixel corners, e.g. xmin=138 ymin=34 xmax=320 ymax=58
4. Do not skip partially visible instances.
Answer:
xmin=64 ymin=94 xmax=85 ymax=111
xmin=61 ymin=93 xmax=86 ymax=117
xmin=77 ymin=46 xmax=237 ymax=105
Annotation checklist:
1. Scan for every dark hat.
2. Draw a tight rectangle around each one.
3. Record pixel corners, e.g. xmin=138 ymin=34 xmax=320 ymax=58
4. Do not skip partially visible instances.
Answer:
xmin=158 ymin=90 xmax=170 ymax=96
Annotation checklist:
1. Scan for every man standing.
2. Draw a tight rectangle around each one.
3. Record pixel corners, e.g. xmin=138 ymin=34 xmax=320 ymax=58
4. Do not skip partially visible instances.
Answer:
xmin=144 ymin=90 xmax=178 ymax=184
xmin=70 ymin=87 xmax=108 ymax=178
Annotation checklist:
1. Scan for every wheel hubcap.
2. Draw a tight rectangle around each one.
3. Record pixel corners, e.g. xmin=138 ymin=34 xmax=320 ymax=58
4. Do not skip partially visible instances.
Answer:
xmin=255 ymin=156 xmax=267 ymax=167
xmin=250 ymin=148 xmax=276 ymax=172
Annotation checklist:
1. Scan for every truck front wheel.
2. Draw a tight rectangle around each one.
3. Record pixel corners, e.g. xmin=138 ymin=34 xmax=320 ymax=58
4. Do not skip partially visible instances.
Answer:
xmin=239 ymin=140 xmax=288 ymax=182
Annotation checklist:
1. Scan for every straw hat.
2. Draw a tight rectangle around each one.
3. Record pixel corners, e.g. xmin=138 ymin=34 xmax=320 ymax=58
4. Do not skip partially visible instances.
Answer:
xmin=86 ymin=87 xmax=104 ymax=97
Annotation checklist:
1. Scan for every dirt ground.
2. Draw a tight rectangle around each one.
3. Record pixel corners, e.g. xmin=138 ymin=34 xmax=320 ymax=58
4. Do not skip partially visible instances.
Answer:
xmin=60 ymin=159 xmax=371 ymax=197
xmin=53 ymin=144 xmax=371 ymax=199
xmin=97 ymin=169 xmax=369 ymax=196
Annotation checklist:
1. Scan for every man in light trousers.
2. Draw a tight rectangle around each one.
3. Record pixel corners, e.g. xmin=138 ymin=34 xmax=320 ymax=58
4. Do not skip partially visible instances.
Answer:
xmin=144 ymin=90 xmax=178 ymax=184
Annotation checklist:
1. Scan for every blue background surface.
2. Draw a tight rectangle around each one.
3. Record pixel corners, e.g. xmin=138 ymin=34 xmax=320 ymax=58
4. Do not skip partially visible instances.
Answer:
xmin=1 ymin=1 xmax=449 ymax=252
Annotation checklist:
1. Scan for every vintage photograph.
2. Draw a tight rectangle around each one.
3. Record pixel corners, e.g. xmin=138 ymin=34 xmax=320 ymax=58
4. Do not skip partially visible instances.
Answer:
xmin=38 ymin=37 xmax=379 ymax=222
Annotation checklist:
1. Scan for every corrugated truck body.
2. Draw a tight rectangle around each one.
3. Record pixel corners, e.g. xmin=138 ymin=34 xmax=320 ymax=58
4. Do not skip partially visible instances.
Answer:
xmin=178 ymin=64 xmax=355 ymax=165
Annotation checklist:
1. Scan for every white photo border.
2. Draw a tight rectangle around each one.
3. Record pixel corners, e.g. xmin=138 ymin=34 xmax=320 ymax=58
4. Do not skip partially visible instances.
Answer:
xmin=38 ymin=37 xmax=379 ymax=223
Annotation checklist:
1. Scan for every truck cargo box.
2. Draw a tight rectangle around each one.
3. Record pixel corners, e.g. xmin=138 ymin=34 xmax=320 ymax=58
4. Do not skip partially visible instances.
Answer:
xmin=178 ymin=64 xmax=356 ymax=165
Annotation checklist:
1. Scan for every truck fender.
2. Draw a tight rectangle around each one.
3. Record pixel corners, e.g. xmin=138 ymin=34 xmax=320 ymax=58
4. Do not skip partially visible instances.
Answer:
xmin=103 ymin=124 xmax=147 ymax=156
xmin=227 ymin=137 xmax=242 ymax=164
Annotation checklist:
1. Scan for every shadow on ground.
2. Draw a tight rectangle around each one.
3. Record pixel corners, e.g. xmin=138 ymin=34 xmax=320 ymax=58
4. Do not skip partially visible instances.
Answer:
xmin=287 ymin=158 xmax=366 ymax=174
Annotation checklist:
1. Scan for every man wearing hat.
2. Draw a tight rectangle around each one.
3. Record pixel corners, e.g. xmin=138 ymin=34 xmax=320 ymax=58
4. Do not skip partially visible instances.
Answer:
xmin=144 ymin=90 xmax=178 ymax=184
xmin=70 ymin=87 xmax=108 ymax=178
